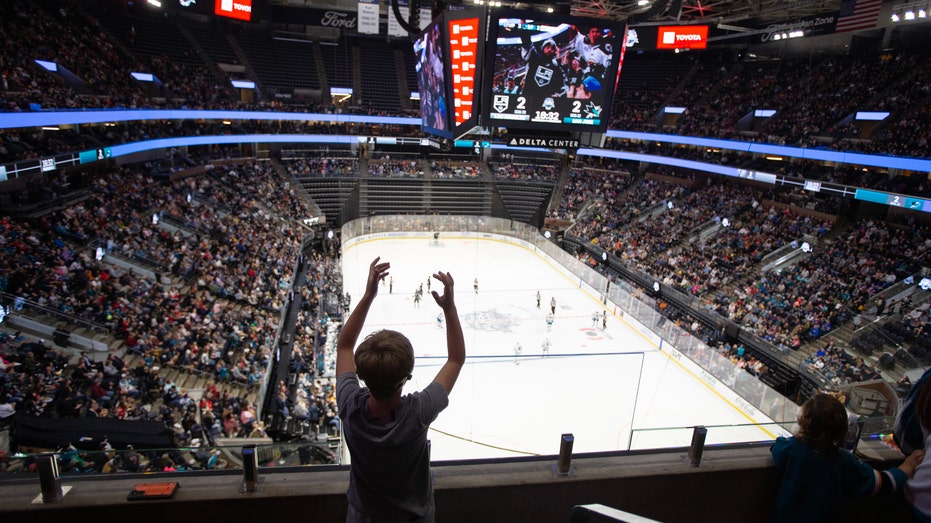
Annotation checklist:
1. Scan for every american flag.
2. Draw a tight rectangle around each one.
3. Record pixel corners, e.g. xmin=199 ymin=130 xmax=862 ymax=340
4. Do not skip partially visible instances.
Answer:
xmin=835 ymin=0 xmax=883 ymax=33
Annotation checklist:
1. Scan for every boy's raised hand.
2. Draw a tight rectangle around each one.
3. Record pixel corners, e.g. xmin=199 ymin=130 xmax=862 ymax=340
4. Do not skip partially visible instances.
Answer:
xmin=336 ymin=257 xmax=389 ymax=377
xmin=431 ymin=271 xmax=456 ymax=310
xmin=365 ymin=257 xmax=390 ymax=299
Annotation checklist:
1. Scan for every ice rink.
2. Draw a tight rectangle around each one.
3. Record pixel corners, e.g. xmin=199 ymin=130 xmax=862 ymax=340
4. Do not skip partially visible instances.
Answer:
xmin=341 ymin=234 xmax=779 ymax=461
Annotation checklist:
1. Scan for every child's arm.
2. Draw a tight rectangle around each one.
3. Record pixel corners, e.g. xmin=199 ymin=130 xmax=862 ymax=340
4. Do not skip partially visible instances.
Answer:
xmin=335 ymin=257 xmax=390 ymax=377
xmin=896 ymin=449 xmax=926 ymax=480
xmin=872 ymin=450 xmax=925 ymax=495
xmin=430 ymin=271 xmax=466 ymax=394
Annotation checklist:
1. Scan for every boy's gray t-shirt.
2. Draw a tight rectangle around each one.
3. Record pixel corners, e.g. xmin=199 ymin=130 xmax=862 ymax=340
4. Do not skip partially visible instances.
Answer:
xmin=337 ymin=372 xmax=449 ymax=520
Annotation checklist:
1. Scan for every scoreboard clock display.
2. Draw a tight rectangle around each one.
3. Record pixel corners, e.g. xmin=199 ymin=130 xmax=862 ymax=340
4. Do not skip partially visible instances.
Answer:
xmin=483 ymin=10 xmax=625 ymax=134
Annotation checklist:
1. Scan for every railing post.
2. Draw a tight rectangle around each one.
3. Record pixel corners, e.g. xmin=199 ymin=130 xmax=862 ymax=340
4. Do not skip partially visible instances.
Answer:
xmin=553 ymin=433 xmax=575 ymax=477
xmin=38 ymin=455 xmax=63 ymax=503
xmin=241 ymin=445 xmax=259 ymax=493
xmin=688 ymin=426 xmax=707 ymax=467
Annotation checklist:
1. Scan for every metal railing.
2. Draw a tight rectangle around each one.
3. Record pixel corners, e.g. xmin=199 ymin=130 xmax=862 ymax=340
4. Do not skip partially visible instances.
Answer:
xmin=0 ymin=291 xmax=110 ymax=336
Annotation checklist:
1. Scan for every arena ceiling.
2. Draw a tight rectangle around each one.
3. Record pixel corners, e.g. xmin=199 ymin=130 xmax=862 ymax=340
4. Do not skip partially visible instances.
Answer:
xmin=273 ymin=0 xmax=845 ymax=27
xmin=569 ymin=0 xmax=842 ymax=25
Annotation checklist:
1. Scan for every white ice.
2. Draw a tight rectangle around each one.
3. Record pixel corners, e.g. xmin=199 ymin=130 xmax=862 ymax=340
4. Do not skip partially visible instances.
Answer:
xmin=341 ymin=235 xmax=777 ymax=461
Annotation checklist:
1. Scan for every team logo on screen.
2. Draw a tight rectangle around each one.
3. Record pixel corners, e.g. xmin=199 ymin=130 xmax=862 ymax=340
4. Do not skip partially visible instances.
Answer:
xmin=541 ymin=97 xmax=556 ymax=110
xmin=534 ymin=66 xmax=553 ymax=87
xmin=492 ymin=94 xmax=509 ymax=113
xmin=584 ymin=102 xmax=602 ymax=118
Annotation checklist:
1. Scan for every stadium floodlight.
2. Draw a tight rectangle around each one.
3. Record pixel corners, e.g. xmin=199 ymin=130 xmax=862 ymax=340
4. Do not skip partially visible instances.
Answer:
xmin=891 ymin=2 xmax=931 ymax=22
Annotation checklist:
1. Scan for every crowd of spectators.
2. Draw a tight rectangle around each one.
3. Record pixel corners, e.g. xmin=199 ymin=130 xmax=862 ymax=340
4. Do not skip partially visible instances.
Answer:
xmin=0 ymin=329 xmax=265 ymax=473
xmin=2 ymin=0 xmax=930 ymax=166
xmin=803 ymin=340 xmax=885 ymax=387
xmin=367 ymin=155 xmax=424 ymax=178
xmin=888 ymin=299 xmax=931 ymax=368
xmin=0 ymin=157 xmax=322 ymax=473
xmin=0 ymin=1 xmax=145 ymax=110
xmin=645 ymin=50 xmax=931 ymax=155
xmin=1 ymin=0 xmax=931 ymax=480
xmin=648 ymin=298 xmax=787 ymax=403
xmin=576 ymin=178 xmax=757 ymax=263
xmin=0 ymin=143 xmax=926 ymax=477
xmin=281 ymin=152 xmax=360 ymax=178
xmin=430 ymin=161 xmax=484 ymax=179
xmin=708 ymin=218 xmax=928 ymax=350
xmin=288 ymin=249 xmax=344 ymax=440
xmin=552 ymin=161 xmax=635 ymax=222
xmin=559 ymin=151 xmax=927 ymax=390
xmin=638 ymin=202 xmax=831 ymax=296
xmin=488 ymin=156 xmax=561 ymax=181
xmin=764 ymin=53 xmax=922 ymax=145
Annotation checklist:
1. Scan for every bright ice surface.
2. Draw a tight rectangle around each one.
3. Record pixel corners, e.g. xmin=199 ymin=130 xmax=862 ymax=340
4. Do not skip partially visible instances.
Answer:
xmin=341 ymin=235 xmax=776 ymax=461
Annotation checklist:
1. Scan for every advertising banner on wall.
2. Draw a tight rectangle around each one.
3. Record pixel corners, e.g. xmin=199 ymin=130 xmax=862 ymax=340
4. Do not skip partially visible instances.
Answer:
xmin=388 ymin=0 xmax=411 ymax=37
xmin=214 ymin=0 xmax=253 ymax=22
xmin=656 ymin=25 xmax=709 ymax=50
xmin=358 ymin=0 xmax=379 ymax=34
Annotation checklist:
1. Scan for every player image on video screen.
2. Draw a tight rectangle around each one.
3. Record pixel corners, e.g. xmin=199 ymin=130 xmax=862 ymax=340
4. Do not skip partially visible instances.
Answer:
xmin=414 ymin=22 xmax=449 ymax=134
xmin=489 ymin=18 xmax=616 ymax=128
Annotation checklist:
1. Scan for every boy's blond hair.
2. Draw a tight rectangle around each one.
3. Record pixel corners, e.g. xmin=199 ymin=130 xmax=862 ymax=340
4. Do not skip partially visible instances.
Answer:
xmin=355 ymin=329 xmax=414 ymax=400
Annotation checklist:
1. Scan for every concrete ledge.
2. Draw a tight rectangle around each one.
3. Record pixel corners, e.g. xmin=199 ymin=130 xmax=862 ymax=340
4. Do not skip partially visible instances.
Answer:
xmin=5 ymin=315 xmax=108 ymax=354
xmin=0 ymin=444 xmax=911 ymax=523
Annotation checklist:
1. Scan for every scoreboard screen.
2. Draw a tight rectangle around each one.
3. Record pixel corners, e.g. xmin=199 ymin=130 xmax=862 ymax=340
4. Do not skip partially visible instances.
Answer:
xmin=447 ymin=14 xmax=482 ymax=131
xmin=414 ymin=9 xmax=485 ymax=140
xmin=414 ymin=18 xmax=450 ymax=137
xmin=483 ymin=10 xmax=624 ymax=133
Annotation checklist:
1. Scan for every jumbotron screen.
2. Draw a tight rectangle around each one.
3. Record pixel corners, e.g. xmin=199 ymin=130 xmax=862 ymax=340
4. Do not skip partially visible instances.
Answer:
xmin=483 ymin=11 xmax=624 ymax=133
xmin=414 ymin=18 xmax=451 ymax=137
xmin=447 ymin=12 xmax=483 ymax=133
xmin=414 ymin=9 xmax=484 ymax=140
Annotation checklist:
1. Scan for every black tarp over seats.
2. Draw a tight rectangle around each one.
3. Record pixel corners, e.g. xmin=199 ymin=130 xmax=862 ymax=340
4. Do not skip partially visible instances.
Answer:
xmin=11 ymin=413 xmax=175 ymax=451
